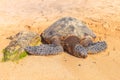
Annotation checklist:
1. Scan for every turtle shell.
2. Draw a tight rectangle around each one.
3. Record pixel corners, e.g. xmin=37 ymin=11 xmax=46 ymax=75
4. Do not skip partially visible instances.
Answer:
xmin=41 ymin=17 xmax=96 ymax=43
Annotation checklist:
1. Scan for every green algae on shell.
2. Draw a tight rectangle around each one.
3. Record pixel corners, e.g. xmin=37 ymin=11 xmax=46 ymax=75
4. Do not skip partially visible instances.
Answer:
xmin=2 ymin=31 xmax=41 ymax=62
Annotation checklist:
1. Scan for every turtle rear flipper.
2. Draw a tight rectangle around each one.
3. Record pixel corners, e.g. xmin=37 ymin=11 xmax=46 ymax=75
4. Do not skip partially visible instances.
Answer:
xmin=86 ymin=41 xmax=107 ymax=54
xmin=25 ymin=44 xmax=63 ymax=55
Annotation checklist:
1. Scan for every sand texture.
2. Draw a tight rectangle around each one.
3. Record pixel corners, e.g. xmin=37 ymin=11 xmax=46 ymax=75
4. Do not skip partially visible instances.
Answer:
xmin=0 ymin=0 xmax=120 ymax=80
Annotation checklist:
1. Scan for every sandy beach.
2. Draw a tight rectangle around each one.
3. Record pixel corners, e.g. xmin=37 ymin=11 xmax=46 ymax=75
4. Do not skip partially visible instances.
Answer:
xmin=0 ymin=0 xmax=120 ymax=80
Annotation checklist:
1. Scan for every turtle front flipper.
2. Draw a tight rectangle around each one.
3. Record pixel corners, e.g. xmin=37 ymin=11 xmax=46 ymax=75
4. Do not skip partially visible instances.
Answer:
xmin=25 ymin=44 xmax=63 ymax=55
xmin=86 ymin=41 xmax=107 ymax=54
xmin=74 ymin=44 xmax=88 ymax=58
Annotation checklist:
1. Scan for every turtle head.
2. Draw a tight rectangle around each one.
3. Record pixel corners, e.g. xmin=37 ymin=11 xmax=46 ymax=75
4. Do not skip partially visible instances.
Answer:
xmin=64 ymin=36 xmax=88 ymax=58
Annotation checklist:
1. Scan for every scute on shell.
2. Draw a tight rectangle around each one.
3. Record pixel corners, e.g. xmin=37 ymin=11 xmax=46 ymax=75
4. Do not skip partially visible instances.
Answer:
xmin=41 ymin=17 xmax=96 ymax=43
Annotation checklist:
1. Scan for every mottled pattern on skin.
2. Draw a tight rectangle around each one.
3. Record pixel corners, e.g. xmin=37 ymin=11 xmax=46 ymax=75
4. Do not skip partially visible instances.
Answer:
xmin=86 ymin=41 xmax=107 ymax=53
xmin=74 ymin=45 xmax=87 ymax=58
xmin=25 ymin=17 xmax=107 ymax=58
xmin=25 ymin=44 xmax=63 ymax=55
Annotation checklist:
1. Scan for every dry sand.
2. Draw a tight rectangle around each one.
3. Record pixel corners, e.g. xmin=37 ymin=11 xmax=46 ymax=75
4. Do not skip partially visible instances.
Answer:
xmin=0 ymin=0 xmax=120 ymax=80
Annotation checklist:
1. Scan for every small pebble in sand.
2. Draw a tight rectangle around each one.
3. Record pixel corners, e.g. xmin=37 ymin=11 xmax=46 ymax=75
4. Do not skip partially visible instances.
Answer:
xmin=92 ymin=61 xmax=96 ymax=64
xmin=113 ymin=47 xmax=116 ymax=51
xmin=78 ymin=64 xmax=81 ymax=66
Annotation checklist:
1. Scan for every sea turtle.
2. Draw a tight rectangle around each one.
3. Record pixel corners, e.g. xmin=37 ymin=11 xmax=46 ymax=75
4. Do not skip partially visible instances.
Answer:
xmin=25 ymin=17 xmax=107 ymax=58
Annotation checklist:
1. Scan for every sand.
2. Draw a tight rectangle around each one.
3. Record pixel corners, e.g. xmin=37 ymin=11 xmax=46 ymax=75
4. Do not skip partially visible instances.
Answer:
xmin=0 ymin=0 xmax=120 ymax=80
